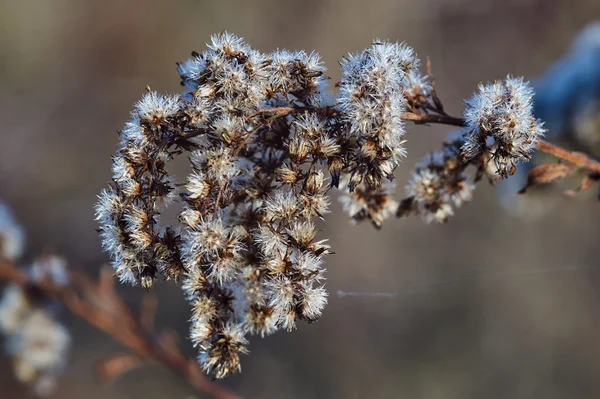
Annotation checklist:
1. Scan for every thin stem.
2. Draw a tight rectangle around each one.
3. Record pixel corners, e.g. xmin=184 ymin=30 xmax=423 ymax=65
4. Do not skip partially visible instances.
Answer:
xmin=0 ymin=261 xmax=243 ymax=399
xmin=251 ymin=106 xmax=333 ymax=119
xmin=401 ymin=112 xmax=465 ymax=127
xmin=534 ymin=139 xmax=600 ymax=174
xmin=400 ymin=113 xmax=600 ymax=174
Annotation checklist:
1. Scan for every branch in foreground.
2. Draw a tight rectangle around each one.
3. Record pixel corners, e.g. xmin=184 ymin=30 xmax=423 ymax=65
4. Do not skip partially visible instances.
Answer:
xmin=0 ymin=261 xmax=242 ymax=399
xmin=391 ymin=109 xmax=600 ymax=176
xmin=403 ymin=112 xmax=600 ymax=174
xmin=401 ymin=112 xmax=465 ymax=127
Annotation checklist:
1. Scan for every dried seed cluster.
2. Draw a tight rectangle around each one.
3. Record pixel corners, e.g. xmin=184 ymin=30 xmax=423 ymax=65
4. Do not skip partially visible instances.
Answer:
xmin=95 ymin=89 xmax=183 ymax=289
xmin=0 ymin=209 xmax=71 ymax=398
xmin=95 ymin=33 xmax=426 ymax=378
xmin=399 ymin=137 xmax=475 ymax=223
xmin=173 ymin=34 xmax=332 ymax=378
xmin=462 ymin=76 xmax=546 ymax=178
xmin=337 ymin=40 xmax=417 ymax=190
xmin=96 ymin=33 xmax=543 ymax=377
xmin=337 ymin=175 xmax=398 ymax=228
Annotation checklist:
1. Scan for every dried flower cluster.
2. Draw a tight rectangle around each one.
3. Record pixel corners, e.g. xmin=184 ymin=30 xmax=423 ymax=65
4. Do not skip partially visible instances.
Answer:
xmin=395 ymin=76 xmax=547 ymax=223
xmin=336 ymin=41 xmax=417 ymax=189
xmin=462 ymin=76 xmax=546 ymax=179
xmin=0 ymin=203 xmax=70 ymax=396
xmin=95 ymin=89 xmax=182 ymax=289
xmin=338 ymin=176 xmax=398 ymax=228
xmin=399 ymin=137 xmax=475 ymax=223
xmin=96 ymin=32 xmax=547 ymax=378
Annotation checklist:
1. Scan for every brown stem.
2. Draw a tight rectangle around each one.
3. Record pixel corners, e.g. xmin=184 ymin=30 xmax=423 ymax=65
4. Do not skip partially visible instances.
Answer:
xmin=401 ymin=113 xmax=600 ymax=174
xmin=401 ymin=112 xmax=465 ymax=127
xmin=534 ymin=139 xmax=600 ymax=174
xmin=251 ymin=106 xmax=333 ymax=119
xmin=0 ymin=261 xmax=243 ymax=399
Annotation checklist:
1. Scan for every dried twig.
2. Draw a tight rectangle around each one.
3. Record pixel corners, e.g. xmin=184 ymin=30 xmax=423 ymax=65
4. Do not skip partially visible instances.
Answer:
xmin=534 ymin=139 xmax=600 ymax=174
xmin=0 ymin=261 xmax=243 ymax=399
xmin=404 ymin=113 xmax=600 ymax=174
xmin=400 ymin=112 xmax=465 ymax=127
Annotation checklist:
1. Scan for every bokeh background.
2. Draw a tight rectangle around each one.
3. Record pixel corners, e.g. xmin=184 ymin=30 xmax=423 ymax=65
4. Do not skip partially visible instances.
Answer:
xmin=2 ymin=0 xmax=600 ymax=398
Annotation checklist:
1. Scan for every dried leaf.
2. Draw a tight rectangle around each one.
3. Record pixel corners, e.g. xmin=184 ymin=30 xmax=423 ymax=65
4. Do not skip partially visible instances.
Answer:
xmin=96 ymin=353 xmax=144 ymax=384
xmin=565 ymin=172 xmax=600 ymax=196
xmin=518 ymin=163 xmax=577 ymax=194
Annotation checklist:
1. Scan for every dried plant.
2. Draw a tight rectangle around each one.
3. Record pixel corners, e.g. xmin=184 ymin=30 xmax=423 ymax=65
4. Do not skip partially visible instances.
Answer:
xmin=93 ymin=32 xmax=600 ymax=381
xmin=1 ymin=31 xmax=600 ymax=398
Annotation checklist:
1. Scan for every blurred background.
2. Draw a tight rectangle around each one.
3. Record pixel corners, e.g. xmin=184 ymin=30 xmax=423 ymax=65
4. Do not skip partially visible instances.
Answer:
xmin=2 ymin=0 xmax=600 ymax=397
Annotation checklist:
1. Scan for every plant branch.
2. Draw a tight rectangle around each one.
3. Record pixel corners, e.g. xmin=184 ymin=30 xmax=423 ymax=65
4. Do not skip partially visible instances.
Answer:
xmin=534 ymin=139 xmax=600 ymax=174
xmin=401 ymin=112 xmax=465 ymax=127
xmin=400 ymin=112 xmax=600 ymax=174
xmin=0 ymin=261 xmax=243 ymax=399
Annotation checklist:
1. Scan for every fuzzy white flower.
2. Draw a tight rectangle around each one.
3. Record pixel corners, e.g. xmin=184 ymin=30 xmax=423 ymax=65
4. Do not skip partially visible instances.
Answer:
xmin=299 ymin=285 xmax=328 ymax=320
xmin=264 ymin=189 xmax=298 ymax=222
xmin=136 ymin=91 xmax=180 ymax=123
xmin=337 ymin=40 xmax=419 ymax=187
xmin=338 ymin=174 xmax=398 ymax=227
xmin=462 ymin=76 xmax=546 ymax=178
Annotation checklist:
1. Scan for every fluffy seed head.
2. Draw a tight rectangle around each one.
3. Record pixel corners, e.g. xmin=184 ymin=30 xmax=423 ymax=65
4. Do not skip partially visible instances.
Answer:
xmin=462 ymin=76 xmax=546 ymax=178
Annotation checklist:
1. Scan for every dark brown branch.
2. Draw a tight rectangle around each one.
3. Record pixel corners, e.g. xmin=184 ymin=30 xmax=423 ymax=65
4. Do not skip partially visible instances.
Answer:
xmin=400 ymin=112 xmax=465 ymax=127
xmin=251 ymin=106 xmax=334 ymax=119
xmin=0 ymin=261 xmax=243 ymax=399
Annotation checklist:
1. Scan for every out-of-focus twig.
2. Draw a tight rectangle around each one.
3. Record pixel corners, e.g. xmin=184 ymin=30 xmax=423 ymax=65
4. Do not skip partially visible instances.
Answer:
xmin=0 ymin=261 xmax=243 ymax=399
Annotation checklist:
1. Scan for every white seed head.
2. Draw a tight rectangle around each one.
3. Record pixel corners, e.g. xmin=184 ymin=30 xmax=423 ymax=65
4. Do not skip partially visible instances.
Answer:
xmin=266 ymin=276 xmax=295 ymax=314
xmin=186 ymin=171 xmax=210 ymax=200
xmin=95 ymin=189 xmax=123 ymax=222
xmin=462 ymin=76 xmax=546 ymax=178
xmin=10 ymin=310 xmax=70 ymax=371
xmin=136 ymin=91 xmax=180 ymax=124
xmin=254 ymin=225 xmax=286 ymax=258
xmin=406 ymin=169 xmax=442 ymax=203
xmin=264 ymin=189 xmax=298 ymax=222
xmin=299 ymin=285 xmax=328 ymax=320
